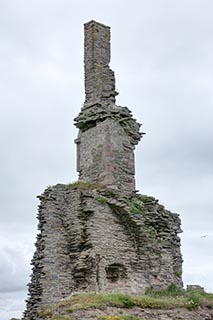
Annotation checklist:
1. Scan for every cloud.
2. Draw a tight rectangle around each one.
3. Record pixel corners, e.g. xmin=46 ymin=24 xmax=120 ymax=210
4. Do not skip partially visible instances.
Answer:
xmin=0 ymin=291 xmax=26 ymax=320
xmin=0 ymin=245 xmax=32 ymax=293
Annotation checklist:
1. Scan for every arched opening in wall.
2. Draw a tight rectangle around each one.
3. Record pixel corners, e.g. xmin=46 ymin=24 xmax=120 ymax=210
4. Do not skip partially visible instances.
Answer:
xmin=105 ymin=263 xmax=127 ymax=283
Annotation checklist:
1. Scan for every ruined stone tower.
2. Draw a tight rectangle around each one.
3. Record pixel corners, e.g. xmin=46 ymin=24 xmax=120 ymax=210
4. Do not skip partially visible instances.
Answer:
xmin=23 ymin=21 xmax=183 ymax=320
xmin=75 ymin=21 xmax=142 ymax=193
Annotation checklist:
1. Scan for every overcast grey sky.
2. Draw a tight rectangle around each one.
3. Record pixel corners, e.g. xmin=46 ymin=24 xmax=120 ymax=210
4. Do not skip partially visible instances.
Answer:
xmin=0 ymin=1 xmax=213 ymax=319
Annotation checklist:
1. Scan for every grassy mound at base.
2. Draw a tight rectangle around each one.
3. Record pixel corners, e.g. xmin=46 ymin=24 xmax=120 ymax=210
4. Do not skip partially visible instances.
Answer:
xmin=39 ymin=286 xmax=213 ymax=319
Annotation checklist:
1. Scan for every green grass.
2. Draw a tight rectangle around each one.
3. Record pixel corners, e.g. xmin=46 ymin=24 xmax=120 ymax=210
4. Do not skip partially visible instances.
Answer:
xmin=67 ymin=181 xmax=105 ymax=190
xmin=184 ymin=290 xmax=213 ymax=310
xmin=140 ymin=194 xmax=150 ymax=203
xmin=175 ymin=270 xmax=182 ymax=278
xmin=146 ymin=284 xmax=213 ymax=310
xmin=64 ymin=293 xmax=136 ymax=312
xmin=39 ymin=292 xmax=185 ymax=318
xmin=39 ymin=288 xmax=213 ymax=318
xmin=67 ymin=181 xmax=94 ymax=189
xmin=146 ymin=283 xmax=184 ymax=297
xmin=148 ymin=226 xmax=158 ymax=237
xmin=129 ymin=199 xmax=144 ymax=214
xmin=95 ymin=195 xmax=108 ymax=204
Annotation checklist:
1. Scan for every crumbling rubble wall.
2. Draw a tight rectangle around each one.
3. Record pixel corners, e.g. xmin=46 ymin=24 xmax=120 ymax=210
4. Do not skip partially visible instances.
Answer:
xmin=84 ymin=20 xmax=116 ymax=107
xmin=23 ymin=184 xmax=182 ymax=319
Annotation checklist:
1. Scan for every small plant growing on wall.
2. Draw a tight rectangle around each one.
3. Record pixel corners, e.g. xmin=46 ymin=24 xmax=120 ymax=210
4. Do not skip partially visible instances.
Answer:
xmin=129 ymin=198 xmax=144 ymax=214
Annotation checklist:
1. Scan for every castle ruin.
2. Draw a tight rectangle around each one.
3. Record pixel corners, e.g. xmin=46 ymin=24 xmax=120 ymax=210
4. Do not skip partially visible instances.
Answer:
xmin=23 ymin=21 xmax=183 ymax=320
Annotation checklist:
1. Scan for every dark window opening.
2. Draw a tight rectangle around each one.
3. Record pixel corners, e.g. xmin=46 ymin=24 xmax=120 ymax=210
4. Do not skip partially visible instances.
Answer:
xmin=105 ymin=263 xmax=127 ymax=283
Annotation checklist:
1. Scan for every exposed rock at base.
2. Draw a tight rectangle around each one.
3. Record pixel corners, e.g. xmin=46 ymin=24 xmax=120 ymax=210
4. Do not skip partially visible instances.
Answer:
xmin=53 ymin=306 xmax=213 ymax=320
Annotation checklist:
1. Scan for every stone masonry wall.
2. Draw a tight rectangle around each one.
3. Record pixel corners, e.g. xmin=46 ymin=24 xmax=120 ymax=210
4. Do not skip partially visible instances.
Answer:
xmin=23 ymin=183 xmax=182 ymax=320
xmin=74 ymin=20 xmax=144 ymax=193
xmin=75 ymin=117 xmax=137 ymax=192
xmin=84 ymin=20 xmax=116 ymax=107
xmin=74 ymin=103 xmax=143 ymax=194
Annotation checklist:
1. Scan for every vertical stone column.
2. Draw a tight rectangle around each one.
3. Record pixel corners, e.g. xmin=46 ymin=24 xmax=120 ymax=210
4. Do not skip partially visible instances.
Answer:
xmin=74 ymin=20 xmax=143 ymax=193
xmin=84 ymin=20 xmax=117 ymax=107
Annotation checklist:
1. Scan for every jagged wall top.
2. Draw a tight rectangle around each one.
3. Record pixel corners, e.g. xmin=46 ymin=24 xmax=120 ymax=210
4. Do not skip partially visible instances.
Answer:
xmin=84 ymin=20 xmax=117 ymax=108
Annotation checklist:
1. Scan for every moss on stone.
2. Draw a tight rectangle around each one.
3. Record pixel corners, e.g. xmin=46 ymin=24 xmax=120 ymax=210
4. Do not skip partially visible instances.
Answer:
xmin=95 ymin=195 xmax=108 ymax=204
xmin=129 ymin=198 xmax=144 ymax=214
xmin=140 ymin=194 xmax=150 ymax=203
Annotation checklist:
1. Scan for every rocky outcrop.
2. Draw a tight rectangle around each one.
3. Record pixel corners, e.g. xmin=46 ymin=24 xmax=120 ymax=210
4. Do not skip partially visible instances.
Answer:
xmin=41 ymin=305 xmax=213 ymax=320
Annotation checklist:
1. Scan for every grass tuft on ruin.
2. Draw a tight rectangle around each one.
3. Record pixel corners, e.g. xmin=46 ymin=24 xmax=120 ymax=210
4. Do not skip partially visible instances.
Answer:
xmin=67 ymin=181 xmax=105 ymax=190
